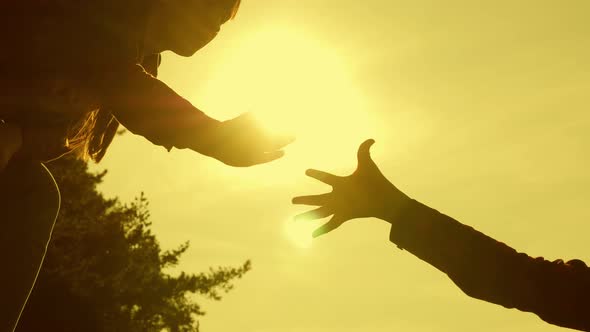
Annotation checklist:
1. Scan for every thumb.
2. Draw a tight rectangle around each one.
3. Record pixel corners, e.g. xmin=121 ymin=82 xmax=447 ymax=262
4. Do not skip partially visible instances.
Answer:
xmin=357 ymin=139 xmax=376 ymax=169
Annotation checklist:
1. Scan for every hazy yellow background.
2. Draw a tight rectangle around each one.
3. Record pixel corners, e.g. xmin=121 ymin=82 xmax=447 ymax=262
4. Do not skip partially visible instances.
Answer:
xmin=93 ymin=1 xmax=590 ymax=331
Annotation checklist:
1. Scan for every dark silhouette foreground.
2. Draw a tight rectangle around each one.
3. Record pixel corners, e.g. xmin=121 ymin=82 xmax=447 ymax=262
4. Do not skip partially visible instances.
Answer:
xmin=16 ymin=157 xmax=250 ymax=332
xmin=0 ymin=1 xmax=291 ymax=331
xmin=1 ymin=0 xmax=291 ymax=167
xmin=293 ymin=139 xmax=590 ymax=331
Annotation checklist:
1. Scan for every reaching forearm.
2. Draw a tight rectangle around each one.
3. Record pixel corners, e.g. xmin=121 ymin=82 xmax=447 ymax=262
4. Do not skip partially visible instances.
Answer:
xmin=99 ymin=64 xmax=221 ymax=153
xmin=384 ymin=199 xmax=590 ymax=331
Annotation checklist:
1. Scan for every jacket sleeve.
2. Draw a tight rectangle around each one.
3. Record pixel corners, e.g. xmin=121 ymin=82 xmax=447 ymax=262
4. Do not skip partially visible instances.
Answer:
xmin=390 ymin=200 xmax=590 ymax=332
xmin=98 ymin=64 xmax=220 ymax=151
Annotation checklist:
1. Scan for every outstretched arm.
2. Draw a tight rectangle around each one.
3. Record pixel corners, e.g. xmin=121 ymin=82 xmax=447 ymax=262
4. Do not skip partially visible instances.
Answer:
xmin=389 ymin=199 xmax=590 ymax=331
xmin=293 ymin=140 xmax=590 ymax=331
xmin=99 ymin=64 xmax=293 ymax=167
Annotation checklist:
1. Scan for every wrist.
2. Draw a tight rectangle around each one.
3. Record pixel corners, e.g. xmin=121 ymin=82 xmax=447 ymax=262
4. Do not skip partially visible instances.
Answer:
xmin=181 ymin=116 xmax=223 ymax=156
xmin=374 ymin=188 xmax=413 ymax=224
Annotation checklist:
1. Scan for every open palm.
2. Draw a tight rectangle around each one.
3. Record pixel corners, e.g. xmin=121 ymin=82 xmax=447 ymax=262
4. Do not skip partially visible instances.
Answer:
xmin=204 ymin=112 xmax=294 ymax=167
xmin=292 ymin=139 xmax=409 ymax=237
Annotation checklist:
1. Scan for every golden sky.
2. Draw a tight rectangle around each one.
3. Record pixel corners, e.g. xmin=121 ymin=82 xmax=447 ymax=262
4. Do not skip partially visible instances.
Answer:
xmin=94 ymin=1 xmax=590 ymax=331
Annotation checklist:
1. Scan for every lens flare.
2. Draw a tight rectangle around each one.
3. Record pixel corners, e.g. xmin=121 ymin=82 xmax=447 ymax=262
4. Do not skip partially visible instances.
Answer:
xmin=284 ymin=218 xmax=315 ymax=249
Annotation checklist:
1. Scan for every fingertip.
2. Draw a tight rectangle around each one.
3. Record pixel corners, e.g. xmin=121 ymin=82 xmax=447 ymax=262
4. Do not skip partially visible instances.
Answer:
xmin=271 ymin=135 xmax=296 ymax=150
xmin=293 ymin=210 xmax=309 ymax=222
xmin=291 ymin=196 xmax=304 ymax=204
xmin=362 ymin=138 xmax=376 ymax=149
xmin=294 ymin=213 xmax=314 ymax=222
xmin=269 ymin=150 xmax=285 ymax=160
xmin=250 ymin=150 xmax=285 ymax=166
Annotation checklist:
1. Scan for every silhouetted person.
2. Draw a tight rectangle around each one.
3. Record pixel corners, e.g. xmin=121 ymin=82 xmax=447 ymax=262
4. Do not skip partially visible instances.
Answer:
xmin=1 ymin=0 xmax=290 ymax=167
xmin=0 ymin=1 xmax=292 ymax=331
xmin=293 ymin=139 xmax=590 ymax=332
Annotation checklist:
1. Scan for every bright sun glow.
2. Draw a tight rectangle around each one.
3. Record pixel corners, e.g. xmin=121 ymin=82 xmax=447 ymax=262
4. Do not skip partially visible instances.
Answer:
xmin=196 ymin=26 xmax=375 ymax=171
xmin=187 ymin=26 xmax=376 ymax=248
xmin=283 ymin=219 xmax=316 ymax=249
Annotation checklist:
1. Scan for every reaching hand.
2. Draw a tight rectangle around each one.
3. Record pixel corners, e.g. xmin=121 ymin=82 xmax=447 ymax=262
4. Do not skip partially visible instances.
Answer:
xmin=203 ymin=113 xmax=295 ymax=167
xmin=292 ymin=139 xmax=409 ymax=237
